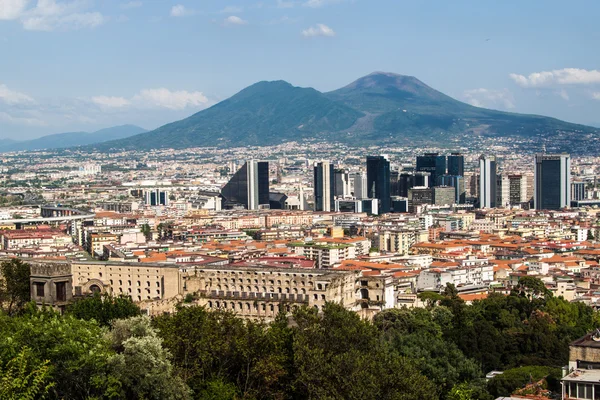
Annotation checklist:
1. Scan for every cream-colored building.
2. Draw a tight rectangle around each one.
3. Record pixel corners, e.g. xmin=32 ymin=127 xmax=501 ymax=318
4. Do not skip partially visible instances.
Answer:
xmin=379 ymin=230 xmax=428 ymax=255
xmin=24 ymin=259 xmax=396 ymax=321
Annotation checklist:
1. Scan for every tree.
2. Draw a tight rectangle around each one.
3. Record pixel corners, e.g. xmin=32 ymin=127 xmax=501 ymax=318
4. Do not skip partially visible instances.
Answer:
xmin=516 ymin=276 xmax=550 ymax=299
xmin=107 ymin=316 xmax=191 ymax=400
xmin=0 ymin=258 xmax=31 ymax=314
xmin=67 ymin=292 xmax=141 ymax=327
xmin=0 ymin=305 xmax=116 ymax=399
xmin=588 ymin=230 xmax=595 ymax=241
xmin=0 ymin=347 xmax=54 ymax=400
xmin=140 ymin=223 xmax=152 ymax=241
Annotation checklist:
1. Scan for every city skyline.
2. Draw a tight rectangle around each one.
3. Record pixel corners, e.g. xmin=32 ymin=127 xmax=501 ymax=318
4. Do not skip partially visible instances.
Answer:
xmin=1 ymin=0 xmax=600 ymax=139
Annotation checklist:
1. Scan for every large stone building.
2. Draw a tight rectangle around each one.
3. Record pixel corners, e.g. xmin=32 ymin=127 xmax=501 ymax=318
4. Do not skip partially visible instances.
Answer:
xmin=24 ymin=258 xmax=395 ymax=321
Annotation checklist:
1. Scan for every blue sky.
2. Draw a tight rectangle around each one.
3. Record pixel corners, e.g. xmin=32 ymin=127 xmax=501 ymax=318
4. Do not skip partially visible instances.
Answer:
xmin=1 ymin=0 xmax=600 ymax=139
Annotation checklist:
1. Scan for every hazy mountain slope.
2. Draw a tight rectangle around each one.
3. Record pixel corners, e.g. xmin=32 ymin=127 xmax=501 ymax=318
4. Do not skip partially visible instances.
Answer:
xmin=0 ymin=125 xmax=147 ymax=152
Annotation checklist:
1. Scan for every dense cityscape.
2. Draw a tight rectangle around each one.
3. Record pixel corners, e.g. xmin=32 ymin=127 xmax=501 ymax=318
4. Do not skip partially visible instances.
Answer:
xmin=2 ymin=0 xmax=600 ymax=399
xmin=0 ymin=139 xmax=600 ymax=398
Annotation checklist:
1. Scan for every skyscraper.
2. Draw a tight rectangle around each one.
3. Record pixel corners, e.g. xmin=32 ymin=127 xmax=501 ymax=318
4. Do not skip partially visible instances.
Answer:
xmin=508 ymin=174 xmax=529 ymax=206
xmin=479 ymin=155 xmax=497 ymax=208
xmin=314 ymin=161 xmax=335 ymax=212
xmin=438 ymin=175 xmax=465 ymax=204
xmin=221 ymin=160 xmax=270 ymax=210
xmin=366 ymin=155 xmax=391 ymax=213
xmin=447 ymin=153 xmax=465 ymax=177
xmin=571 ymin=181 xmax=586 ymax=201
xmin=534 ymin=154 xmax=571 ymax=210
xmin=416 ymin=153 xmax=446 ymax=184
xmin=333 ymin=168 xmax=350 ymax=198
xmin=352 ymin=172 xmax=367 ymax=199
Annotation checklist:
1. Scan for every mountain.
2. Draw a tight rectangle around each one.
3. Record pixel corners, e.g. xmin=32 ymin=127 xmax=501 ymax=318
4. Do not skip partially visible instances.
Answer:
xmin=325 ymin=72 xmax=596 ymax=141
xmin=99 ymin=81 xmax=362 ymax=150
xmin=0 ymin=125 xmax=147 ymax=152
xmin=91 ymin=73 xmax=598 ymax=151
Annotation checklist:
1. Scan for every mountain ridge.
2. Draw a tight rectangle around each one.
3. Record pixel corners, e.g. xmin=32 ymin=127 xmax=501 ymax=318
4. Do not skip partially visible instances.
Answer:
xmin=87 ymin=72 xmax=598 ymax=152
xmin=0 ymin=125 xmax=148 ymax=152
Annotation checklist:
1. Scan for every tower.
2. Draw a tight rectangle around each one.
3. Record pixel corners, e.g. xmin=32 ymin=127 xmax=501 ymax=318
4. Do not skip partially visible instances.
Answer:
xmin=314 ymin=161 xmax=335 ymax=212
xmin=447 ymin=153 xmax=465 ymax=177
xmin=479 ymin=155 xmax=497 ymax=209
xmin=366 ymin=156 xmax=391 ymax=214
xmin=416 ymin=153 xmax=446 ymax=185
xmin=534 ymin=154 xmax=571 ymax=210
xmin=221 ymin=160 xmax=270 ymax=210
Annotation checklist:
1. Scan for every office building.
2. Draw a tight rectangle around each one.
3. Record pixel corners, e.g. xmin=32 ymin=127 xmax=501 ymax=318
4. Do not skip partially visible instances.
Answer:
xmin=314 ymin=161 xmax=335 ymax=212
xmin=398 ymin=172 xmax=430 ymax=197
xmin=572 ymin=181 xmax=586 ymax=202
xmin=496 ymin=175 xmax=510 ymax=208
xmin=416 ymin=153 xmax=446 ymax=184
xmin=144 ymin=189 xmax=170 ymax=206
xmin=366 ymin=156 xmax=391 ymax=214
xmin=408 ymin=187 xmax=433 ymax=212
xmin=447 ymin=153 xmax=464 ymax=177
xmin=438 ymin=175 xmax=465 ymax=204
xmin=534 ymin=153 xmax=571 ymax=210
xmin=479 ymin=155 xmax=497 ymax=208
xmin=351 ymin=172 xmax=367 ymax=199
xmin=221 ymin=160 xmax=270 ymax=210
xmin=333 ymin=169 xmax=350 ymax=198
xmin=508 ymin=174 xmax=529 ymax=206
xmin=433 ymin=186 xmax=456 ymax=206
xmin=335 ymin=198 xmax=379 ymax=214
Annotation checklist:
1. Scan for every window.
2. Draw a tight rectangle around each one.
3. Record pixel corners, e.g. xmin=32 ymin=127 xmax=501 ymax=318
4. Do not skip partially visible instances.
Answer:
xmin=34 ymin=282 xmax=45 ymax=297
xmin=55 ymin=282 xmax=67 ymax=302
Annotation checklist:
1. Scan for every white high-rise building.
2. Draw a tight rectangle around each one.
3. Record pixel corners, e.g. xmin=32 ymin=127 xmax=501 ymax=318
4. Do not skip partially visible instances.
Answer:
xmin=479 ymin=155 xmax=497 ymax=209
xmin=352 ymin=172 xmax=367 ymax=200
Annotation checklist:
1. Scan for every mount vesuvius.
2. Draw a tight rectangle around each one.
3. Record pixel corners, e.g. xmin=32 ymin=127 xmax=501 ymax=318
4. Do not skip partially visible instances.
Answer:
xmin=91 ymin=72 xmax=598 ymax=151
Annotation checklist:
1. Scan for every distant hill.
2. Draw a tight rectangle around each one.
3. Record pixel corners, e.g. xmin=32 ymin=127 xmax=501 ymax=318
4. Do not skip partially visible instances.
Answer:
xmin=87 ymin=73 xmax=598 ymax=151
xmin=0 ymin=125 xmax=147 ymax=152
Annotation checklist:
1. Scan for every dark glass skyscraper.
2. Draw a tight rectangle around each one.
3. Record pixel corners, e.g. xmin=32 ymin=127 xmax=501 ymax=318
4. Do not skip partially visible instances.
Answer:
xmin=366 ymin=156 xmax=391 ymax=214
xmin=416 ymin=153 xmax=446 ymax=185
xmin=534 ymin=154 xmax=571 ymax=210
xmin=314 ymin=161 xmax=335 ymax=212
xmin=221 ymin=160 xmax=269 ymax=210
xmin=447 ymin=153 xmax=465 ymax=177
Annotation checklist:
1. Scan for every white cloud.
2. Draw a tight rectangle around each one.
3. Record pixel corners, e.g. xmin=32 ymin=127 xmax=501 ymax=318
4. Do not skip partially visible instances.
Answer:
xmin=558 ymin=89 xmax=570 ymax=101
xmin=0 ymin=0 xmax=30 ymax=20
xmin=276 ymin=0 xmax=295 ymax=8
xmin=591 ymin=92 xmax=600 ymax=100
xmin=132 ymin=88 xmax=208 ymax=110
xmin=91 ymin=96 xmax=130 ymax=108
xmin=223 ymin=15 xmax=247 ymax=25
xmin=463 ymin=88 xmax=515 ymax=110
xmin=301 ymin=23 xmax=334 ymax=37
xmin=510 ymin=68 xmax=600 ymax=88
xmin=1 ymin=0 xmax=106 ymax=31
xmin=0 ymin=83 xmax=35 ymax=105
xmin=170 ymin=4 xmax=192 ymax=17
xmin=120 ymin=1 xmax=142 ymax=9
xmin=303 ymin=0 xmax=343 ymax=7
xmin=220 ymin=5 xmax=243 ymax=13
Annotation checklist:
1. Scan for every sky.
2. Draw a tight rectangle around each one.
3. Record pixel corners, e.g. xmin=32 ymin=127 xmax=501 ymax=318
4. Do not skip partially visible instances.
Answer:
xmin=1 ymin=0 xmax=600 ymax=140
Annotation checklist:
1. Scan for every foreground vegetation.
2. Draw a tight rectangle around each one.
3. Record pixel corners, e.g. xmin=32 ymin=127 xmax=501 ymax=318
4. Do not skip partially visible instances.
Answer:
xmin=0 ymin=259 xmax=597 ymax=399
